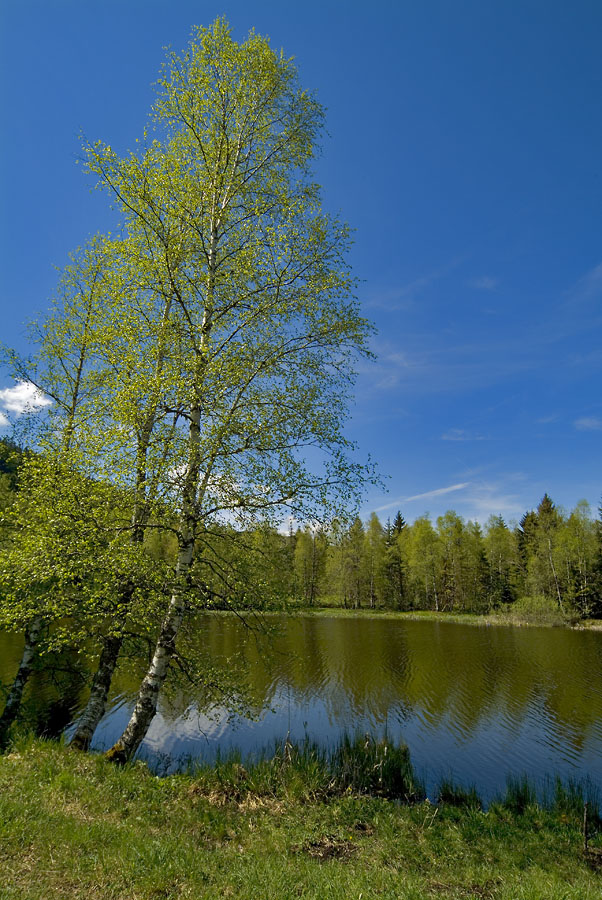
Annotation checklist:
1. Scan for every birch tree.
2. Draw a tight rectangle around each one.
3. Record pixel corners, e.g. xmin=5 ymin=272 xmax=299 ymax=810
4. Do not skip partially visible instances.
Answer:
xmin=0 ymin=236 xmax=175 ymax=744
xmin=364 ymin=512 xmax=386 ymax=608
xmin=0 ymin=239 xmax=113 ymax=739
xmin=77 ymin=19 xmax=372 ymax=762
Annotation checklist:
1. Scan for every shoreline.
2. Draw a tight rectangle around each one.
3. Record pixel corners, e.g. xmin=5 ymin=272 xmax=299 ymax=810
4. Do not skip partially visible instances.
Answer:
xmin=210 ymin=606 xmax=602 ymax=631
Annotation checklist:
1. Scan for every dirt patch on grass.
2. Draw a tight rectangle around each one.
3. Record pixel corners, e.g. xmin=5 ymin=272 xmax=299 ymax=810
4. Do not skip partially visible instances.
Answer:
xmin=292 ymin=835 xmax=358 ymax=861
xmin=584 ymin=847 xmax=602 ymax=871
xmin=187 ymin=782 xmax=285 ymax=813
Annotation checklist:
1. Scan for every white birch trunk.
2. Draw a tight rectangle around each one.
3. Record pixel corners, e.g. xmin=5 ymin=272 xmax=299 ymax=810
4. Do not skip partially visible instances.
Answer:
xmin=69 ymin=634 xmax=123 ymax=751
xmin=104 ymin=536 xmax=195 ymax=763
xmin=106 ymin=228 xmax=217 ymax=764
xmin=0 ymin=617 xmax=43 ymax=742
xmin=70 ymin=298 xmax=173 ymax=752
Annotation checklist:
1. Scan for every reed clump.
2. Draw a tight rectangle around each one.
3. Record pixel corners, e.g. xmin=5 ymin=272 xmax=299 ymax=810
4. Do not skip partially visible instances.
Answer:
xmin=191 ymin=733 xmax=425 ymax=804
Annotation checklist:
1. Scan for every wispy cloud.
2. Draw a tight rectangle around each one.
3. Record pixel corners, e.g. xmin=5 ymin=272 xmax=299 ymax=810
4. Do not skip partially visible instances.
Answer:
xmin=0 ymin=412 xmax=9 ymax=428
xmin=359 ymin=332 xmax=541 ymax=398
xmin=461 ymin=483 xmax=524 ymax=520
xmin=574 ymin=416 xmax=602 ymax=431
xmin=405 ymin=483 xmax=470 ymax=502
xmin=375 ymin=482 xmax=469 ymax=512
xmin=0 ymin=381 xmax=52 ymax=416
xmin=570 ymin=262 xmax=602 ymax=303
xmin=357 ymin=341 xmax=427 ymax=392
xmin=441 ymin=428 xmax=487 ymax=442
xmin=468 ymin=276 xmax=498 ymax=291
xmin=366 ymin=272 xmax=442 ymax=311
xmin=365 ymin=257 xmax=465 ymax=311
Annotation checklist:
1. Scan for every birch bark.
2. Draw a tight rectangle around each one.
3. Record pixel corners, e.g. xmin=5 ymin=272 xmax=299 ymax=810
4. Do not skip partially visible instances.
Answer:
xmin=70 ymin=297 xmax=174 ymax=751
xmin=106 ymin=230 xmax=217 ymax=763
xmin=0 ymin=617 xmax=43 ymax=742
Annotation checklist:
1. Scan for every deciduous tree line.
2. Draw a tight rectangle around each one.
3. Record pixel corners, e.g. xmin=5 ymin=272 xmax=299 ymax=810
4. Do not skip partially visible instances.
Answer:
xmin=250 ymin=496 xmax=602 ymax=616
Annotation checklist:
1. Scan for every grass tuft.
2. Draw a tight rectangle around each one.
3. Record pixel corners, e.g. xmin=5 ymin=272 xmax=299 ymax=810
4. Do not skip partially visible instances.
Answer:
xmin=500 ymin=774 xmax=538 ymax=813
xmin=187 ymin=733 xmax=424 ymax=804
xmin=436 ymin=777 xmax=482 ymax=809
xmin=330 ymin=733 xmax=425 ymax=801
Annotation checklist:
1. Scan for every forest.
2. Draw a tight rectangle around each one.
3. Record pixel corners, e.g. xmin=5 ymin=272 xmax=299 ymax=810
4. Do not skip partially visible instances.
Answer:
xmin=285 ymin=496 xmax=602 ymax=617
xmin=2 ymin=436 xmax=601 ymax=619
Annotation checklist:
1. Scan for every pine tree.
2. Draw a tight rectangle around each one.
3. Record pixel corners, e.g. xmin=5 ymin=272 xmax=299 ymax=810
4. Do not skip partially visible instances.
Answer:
xmin=383 ymin=510 xmax=406 ymax=608
xmin=392 ymin=510 xmax=406 ymax=536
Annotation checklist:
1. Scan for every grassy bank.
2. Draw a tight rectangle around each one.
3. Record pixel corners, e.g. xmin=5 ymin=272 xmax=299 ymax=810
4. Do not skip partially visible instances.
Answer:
xmin=1 ymin=737 xmax=601 ymax=899
xmin=269 ymin=604 xmax=602 ymax=631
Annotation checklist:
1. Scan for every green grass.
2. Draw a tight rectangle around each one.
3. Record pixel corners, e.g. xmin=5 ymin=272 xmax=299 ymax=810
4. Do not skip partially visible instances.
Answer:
xmin=270 ymin=603 xmax=602 ymax=630
xmin=1 ymin=736 xmax=601 ymax=899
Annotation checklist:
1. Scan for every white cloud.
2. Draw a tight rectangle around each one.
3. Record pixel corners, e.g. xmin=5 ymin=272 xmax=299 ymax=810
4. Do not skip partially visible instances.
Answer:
xmin=0 ymin=412 xmax=9 ymax=428
xmin=441 ymin=428 xmax=486 ymax=442
xmin=462 ymin=484 xmax=524 ymax=520
xmin=375 ymin=482 xmax=470 ymax=512
xmin=468 ymin=276 xmax=498 ymax=291
xmin=574 ymin=416 xmax=602 ymax=431
xmin=405 ymin=482 xmax=470 ymax=502
xmin=0 ymin=381 xmax=52 ymax=415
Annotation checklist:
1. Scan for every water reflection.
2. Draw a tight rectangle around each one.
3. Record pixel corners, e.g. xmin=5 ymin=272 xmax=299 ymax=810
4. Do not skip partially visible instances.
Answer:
xmin=2 ymin=615 xmax=601 ymax=799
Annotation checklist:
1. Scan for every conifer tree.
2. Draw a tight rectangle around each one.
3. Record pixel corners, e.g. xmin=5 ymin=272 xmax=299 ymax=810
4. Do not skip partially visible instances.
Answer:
xmin=383 ymin=510 xmax=406 ymax=608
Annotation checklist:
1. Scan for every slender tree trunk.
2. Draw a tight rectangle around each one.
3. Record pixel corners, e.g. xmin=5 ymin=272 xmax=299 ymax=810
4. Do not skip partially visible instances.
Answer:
xmin=106 ymin=225 xmax=217 ymax=764
xmin=69 ymin=460 xmax=149 ymax=750
xmin=548 ymin=538 xmax=564 ymax=611
xmin=105 ymin=593 xmax=187 ymax=763
xmin=69 ymin=460 xmax=148 ymax=750
xmin=69 ymin=634 xmax=123 ymax=751
xmin=309 ymin=536 xmax=316 ymax=606
xmin=0 ymin=617 xmax=43 ymax=742
xmin=69 ymin=297 xmax=174 ymax=752
xmin=106 ymin=514 xmax=196 ymax=763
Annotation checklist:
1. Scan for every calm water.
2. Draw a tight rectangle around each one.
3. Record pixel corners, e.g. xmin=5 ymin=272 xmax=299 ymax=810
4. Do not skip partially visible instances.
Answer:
xmin=2 ymin=614 xmax=602 ymax=800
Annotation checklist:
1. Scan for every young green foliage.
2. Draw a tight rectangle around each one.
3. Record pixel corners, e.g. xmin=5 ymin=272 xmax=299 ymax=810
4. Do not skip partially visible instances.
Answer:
xmin=78 ymin=20 xmax=375 ymax=761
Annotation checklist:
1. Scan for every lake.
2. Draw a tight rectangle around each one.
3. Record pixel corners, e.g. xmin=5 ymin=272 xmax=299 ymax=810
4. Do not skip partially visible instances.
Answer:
xmin=2 ymin=614 xmax=602 ymax=800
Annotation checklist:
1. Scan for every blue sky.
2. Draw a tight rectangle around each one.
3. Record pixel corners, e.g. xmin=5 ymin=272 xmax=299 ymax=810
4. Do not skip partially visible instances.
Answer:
xmin=1 ymin=0 xmax=600 ymax=525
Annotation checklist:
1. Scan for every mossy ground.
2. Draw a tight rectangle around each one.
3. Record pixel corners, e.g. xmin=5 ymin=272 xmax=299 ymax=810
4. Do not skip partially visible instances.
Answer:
xmin=1 ymin=737 xmax=601 ymax=899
